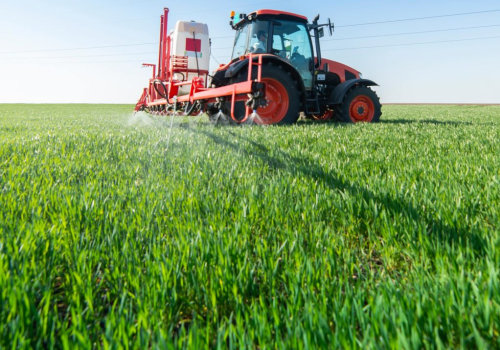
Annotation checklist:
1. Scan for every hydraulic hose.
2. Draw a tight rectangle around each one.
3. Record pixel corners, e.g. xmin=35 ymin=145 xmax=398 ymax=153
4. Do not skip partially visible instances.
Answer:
xmin=153 ymin=79 xmax=168 ymax=99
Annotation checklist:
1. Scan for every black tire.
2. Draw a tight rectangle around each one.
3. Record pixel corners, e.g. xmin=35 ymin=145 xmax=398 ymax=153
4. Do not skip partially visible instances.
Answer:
xmin=334 ymin=86 xmax=381 ymax=123
xmin=230 ymin=63 xmax=301 ymax=125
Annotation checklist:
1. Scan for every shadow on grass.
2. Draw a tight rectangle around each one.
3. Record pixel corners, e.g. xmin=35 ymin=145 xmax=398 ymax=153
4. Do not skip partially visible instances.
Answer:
xmin=150 ymin=114 xmax=348 ymax=129
xmin=194 ymin=127 xmax=487 ymax=260
xmin=381 ymin=119 xmax=473 ymax=126
xmin=167 ymin=117 xmax=473 ymax=129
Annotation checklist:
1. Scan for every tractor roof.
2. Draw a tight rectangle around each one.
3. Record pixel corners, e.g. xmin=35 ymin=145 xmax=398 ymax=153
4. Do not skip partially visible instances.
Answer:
xmin=250 ymin=9 xmax=308 ymax=22
xmin=231 ymin=9 xmax=308 ymax=30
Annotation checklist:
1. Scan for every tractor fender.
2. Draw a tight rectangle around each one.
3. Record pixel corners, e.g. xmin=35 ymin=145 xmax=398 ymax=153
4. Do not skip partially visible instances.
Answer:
xmin=224 ymin=55 xmax=307 ymax=96
xmin=329 ymin=79 xmax=378 ymax=105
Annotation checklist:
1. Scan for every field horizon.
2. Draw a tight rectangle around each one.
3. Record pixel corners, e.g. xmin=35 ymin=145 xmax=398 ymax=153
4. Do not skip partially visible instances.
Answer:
xmin=1 ymin=102 xmax=499 ymax=106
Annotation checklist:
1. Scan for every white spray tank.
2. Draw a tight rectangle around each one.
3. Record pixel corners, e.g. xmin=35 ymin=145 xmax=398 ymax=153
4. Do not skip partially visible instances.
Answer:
xmin=170 ymin=20 xmax=210 ymax=95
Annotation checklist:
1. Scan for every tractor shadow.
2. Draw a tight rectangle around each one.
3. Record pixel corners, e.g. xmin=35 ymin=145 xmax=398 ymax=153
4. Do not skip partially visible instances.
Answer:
xmin=193 ymin=127 xmax=488 ymax=259
xmin=380 ymin=119 xmax=473 ymax=126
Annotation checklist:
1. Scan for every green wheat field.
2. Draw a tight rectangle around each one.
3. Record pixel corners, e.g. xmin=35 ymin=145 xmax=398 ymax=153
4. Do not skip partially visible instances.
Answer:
xmin=0 ymin=104 xmax=498 ymax=348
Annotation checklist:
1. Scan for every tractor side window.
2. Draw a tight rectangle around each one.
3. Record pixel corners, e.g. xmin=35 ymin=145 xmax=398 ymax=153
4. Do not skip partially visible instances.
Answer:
xmin=232 ymin=26 xmax=249 ymax=59
xmin=287 ymin=24 xmax=313 ymax=89
xmin=272 ymin=35 xmax=287 ymax=59
xmin=274 ymin=20 xmax=314 ymax=89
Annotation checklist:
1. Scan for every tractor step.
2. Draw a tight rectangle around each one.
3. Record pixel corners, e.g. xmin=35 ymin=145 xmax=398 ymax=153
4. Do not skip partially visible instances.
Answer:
xmin=304 ymin=97 xmax=321 ymax=115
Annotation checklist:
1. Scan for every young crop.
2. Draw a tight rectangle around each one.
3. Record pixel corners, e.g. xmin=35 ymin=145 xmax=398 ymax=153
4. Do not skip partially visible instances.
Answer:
xmin=0 ymin=104 xmax=498 ymax=348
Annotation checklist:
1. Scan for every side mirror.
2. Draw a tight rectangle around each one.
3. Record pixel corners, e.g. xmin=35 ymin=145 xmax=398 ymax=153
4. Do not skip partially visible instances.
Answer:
xmin=328 ymin=18 xmax=334 ymax=36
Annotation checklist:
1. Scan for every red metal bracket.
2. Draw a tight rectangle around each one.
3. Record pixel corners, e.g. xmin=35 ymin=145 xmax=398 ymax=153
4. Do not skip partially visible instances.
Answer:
xmin=242 ymin=54 xmax=263 ymax=121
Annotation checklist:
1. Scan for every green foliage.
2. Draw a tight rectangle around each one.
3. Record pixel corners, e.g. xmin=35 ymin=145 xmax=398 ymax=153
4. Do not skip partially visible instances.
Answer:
xmin=0 ymin=104 xmax=498 ymax=348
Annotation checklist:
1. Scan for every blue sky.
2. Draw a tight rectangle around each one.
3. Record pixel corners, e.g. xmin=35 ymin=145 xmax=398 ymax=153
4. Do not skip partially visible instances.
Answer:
xmin=0 ymin=0 xmax=499 ymax=103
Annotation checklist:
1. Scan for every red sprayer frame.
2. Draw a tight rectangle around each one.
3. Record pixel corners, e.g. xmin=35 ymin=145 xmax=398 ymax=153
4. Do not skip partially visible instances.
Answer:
xmin=135 ymin=7 xmax=264 ymax=123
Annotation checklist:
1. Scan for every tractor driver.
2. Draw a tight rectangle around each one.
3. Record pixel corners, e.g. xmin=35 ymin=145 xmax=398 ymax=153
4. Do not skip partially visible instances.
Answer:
xmin=251 ymin=30 xmax=267 ymax=53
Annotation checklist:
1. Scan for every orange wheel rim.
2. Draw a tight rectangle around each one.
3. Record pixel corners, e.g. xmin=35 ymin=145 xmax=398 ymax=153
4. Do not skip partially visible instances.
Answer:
xmin=349 ymin=95 xmax=375 ymax=122
xmin=313 ymin=110 xmax=334 ymax=121
xmin=256 ymin=78 xmax=289 ymax=125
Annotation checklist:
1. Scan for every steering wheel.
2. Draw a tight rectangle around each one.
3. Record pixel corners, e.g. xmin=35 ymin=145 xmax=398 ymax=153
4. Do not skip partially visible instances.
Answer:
xmin=250 ymin=43 xmax=265 ymax=54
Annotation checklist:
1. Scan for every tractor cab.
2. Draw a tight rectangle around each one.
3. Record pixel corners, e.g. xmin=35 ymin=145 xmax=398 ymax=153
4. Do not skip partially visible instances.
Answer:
xmin=230 ymin=10 xmax=314 ymax=89
xmin=136 ymin=7 xmax=381 ymax=125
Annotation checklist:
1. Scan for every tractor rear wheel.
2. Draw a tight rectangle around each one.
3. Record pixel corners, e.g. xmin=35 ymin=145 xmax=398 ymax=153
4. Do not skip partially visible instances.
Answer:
xmin=335 ymin=86 xmax=381 ymax=123
xmin=231 ymin=63 xmax=300 ymax=125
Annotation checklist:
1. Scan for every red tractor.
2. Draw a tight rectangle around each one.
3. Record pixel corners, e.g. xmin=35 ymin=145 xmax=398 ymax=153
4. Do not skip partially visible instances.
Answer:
xmin=135 ymin=8 xmax=381 ymax=125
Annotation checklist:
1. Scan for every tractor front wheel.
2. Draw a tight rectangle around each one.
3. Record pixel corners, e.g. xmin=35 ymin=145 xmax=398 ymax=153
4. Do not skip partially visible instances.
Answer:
xmin=232 ymin=63 xmax=301 ymax=125
xmin=335 ymin=86 xmax=381 ymax=123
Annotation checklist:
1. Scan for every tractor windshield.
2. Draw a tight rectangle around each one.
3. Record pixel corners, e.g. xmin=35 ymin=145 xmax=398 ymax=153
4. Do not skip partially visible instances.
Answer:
xmin=231 ymin=18 xmax=314 ymax=89
xmin=232 ymin=20 xmax=270 ymax=58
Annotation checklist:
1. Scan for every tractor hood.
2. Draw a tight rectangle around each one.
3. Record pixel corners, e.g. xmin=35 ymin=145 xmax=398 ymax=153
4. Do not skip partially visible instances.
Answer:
xmin=318 ymin=58 xmax=361 ymax=82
